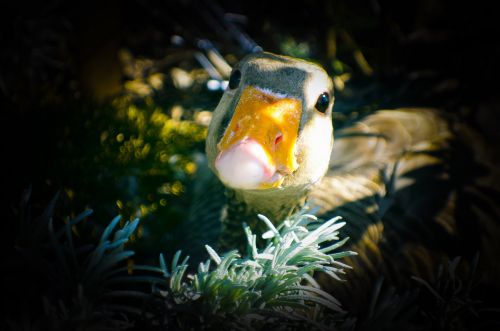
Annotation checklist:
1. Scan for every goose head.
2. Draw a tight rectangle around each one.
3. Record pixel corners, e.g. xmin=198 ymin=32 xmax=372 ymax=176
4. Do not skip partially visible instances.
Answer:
xmin=206 ymin=52 xmax=334 ymax=203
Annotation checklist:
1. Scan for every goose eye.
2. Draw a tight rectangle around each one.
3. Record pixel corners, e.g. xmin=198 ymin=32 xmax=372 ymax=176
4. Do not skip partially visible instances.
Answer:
xmin=228 ymin=69 xmax=241 ymax=89
xmin=315 ymin=92 xmax=330 ymax=113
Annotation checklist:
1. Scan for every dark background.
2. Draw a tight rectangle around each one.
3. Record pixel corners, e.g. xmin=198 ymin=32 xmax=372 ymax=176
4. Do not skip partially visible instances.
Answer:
xmin=1 ymin=0 xmax=500 ymax=328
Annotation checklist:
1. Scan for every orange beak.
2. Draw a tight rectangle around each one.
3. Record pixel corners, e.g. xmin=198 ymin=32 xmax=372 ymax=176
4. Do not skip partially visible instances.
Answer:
xmin=216 ymin=86 xmax=302 ymax=189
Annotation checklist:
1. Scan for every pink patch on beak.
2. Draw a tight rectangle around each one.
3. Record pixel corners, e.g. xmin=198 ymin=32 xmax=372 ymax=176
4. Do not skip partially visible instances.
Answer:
xmin=215 ymin=139 xmax=281 ymax=190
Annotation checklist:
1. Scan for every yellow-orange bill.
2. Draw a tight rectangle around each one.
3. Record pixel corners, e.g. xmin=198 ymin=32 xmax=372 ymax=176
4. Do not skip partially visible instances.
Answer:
xmin=217 ymin=86 xmax=302 ymax=189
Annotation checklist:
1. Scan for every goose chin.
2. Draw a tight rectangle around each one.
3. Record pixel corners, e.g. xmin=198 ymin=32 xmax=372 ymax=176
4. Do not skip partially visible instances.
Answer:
xmin=215 ymin=139 xmax=284 ymax=190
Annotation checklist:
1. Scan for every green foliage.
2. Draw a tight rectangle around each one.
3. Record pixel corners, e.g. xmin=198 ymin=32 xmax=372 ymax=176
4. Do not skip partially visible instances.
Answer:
xmin=5 ymin=189 xmax=159 ymax=331
xmin=20 ymin=91 xmax=215 ymax=258
xmin=7 ymin=189 xmax=356 ymax=330
xmin=8 ymin=189 xmax=499 ymax=331
xmin=152 ymin=208 xmax=356 ymax=330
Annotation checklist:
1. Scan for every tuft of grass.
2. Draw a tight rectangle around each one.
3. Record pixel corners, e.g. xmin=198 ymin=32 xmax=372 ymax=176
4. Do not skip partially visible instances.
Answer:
xmin=154 ymin=207 xmax=356 ymax=330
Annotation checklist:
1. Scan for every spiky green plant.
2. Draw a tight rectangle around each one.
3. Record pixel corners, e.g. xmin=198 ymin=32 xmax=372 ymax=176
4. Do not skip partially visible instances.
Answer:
xmin=151 ymin=207 xmax=356 ymax=330
xmin=4 ymin=188 xmax=159 ymax=331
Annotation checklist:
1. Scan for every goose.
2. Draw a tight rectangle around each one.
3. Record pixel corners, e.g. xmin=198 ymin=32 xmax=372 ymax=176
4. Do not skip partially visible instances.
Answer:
xmin=176 ymin=51 xmax=500 ymax=311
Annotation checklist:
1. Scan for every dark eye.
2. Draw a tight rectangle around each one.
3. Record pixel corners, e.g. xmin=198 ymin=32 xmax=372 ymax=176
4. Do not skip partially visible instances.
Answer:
xmin=315 ymin=92 xmax=330 ymax=113
xmin=228 ymin=69 xmax=241 ymax=89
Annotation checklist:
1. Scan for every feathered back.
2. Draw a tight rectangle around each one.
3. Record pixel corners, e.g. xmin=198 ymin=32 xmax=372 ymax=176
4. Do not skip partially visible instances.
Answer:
xmin=311 ymin=108 xmax=500 ymax=310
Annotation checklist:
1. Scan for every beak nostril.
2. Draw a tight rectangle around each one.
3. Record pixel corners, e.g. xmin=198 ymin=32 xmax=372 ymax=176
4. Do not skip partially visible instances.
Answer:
xmin=274 ymin=133 xmax=283 ymax=145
